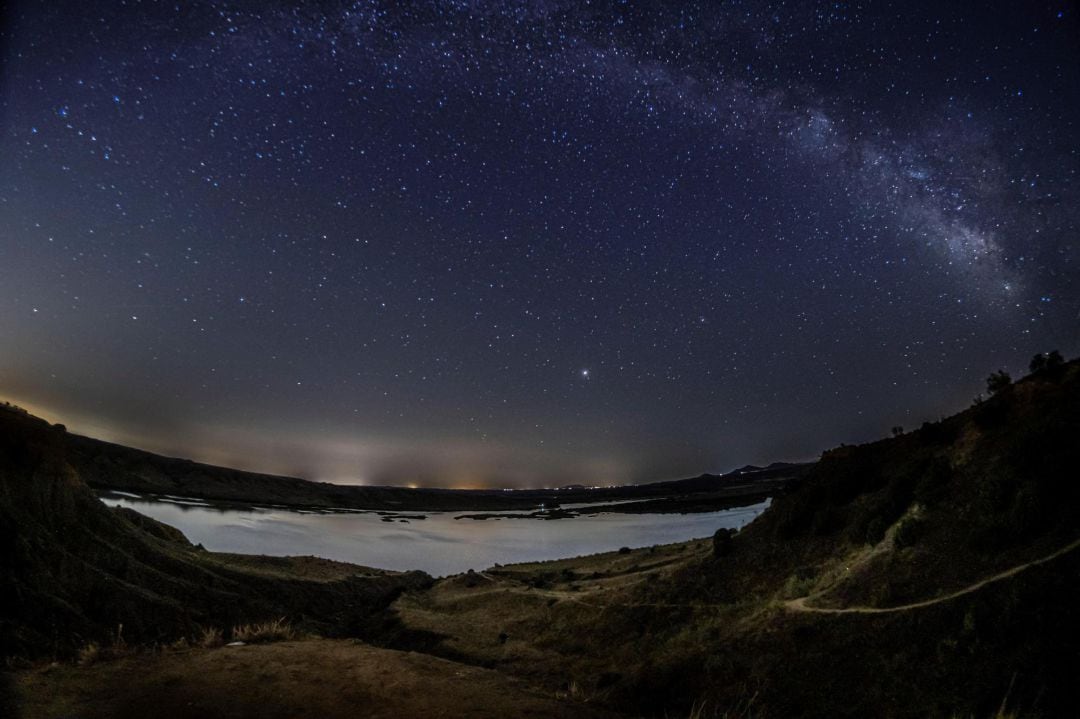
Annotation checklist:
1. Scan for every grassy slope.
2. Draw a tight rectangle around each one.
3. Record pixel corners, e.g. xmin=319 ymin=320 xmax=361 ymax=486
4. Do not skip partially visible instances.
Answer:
xmin=0 ymin=409 xmax=431 ymax=660
xmin=387 ymin=361 xmax=1080 ymax=717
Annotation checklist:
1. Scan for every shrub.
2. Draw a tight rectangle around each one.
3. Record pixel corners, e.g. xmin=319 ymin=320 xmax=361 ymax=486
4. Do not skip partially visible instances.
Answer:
xmin=782 ymin=572 xmax=816 ymax=599
xmin=913 ymin=458 xmax=952 ymax=506
xmin=986 ymin=370 xmax=1012 ymax=395
xmin=711 ymin=528 xmax=735 ymax=558
xmin=893 ymin=517 xmax=922 ymax=549
xmin=77 ymin=642 xmax=100 ymax=666
xmin=1030 ymin=349 xmax=1065 ymax=375
xmin=864 ymin=516 xmax=888 ymax=545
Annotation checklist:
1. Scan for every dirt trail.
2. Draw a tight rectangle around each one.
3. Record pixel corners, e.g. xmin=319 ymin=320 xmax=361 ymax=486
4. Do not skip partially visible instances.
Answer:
xmin=784 ymin=537 xmax=1080 ymax=615
xmin=537 ymin=538 xmax=1080 ymax=616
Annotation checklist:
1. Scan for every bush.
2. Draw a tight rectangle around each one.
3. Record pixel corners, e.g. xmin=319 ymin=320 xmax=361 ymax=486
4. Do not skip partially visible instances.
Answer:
xmin=864 ymin=516 xmax=888 ymax=545
xmin=893 ymin=517 xmax=922 ymax=549
xmin=712 ymin=528 xmax=735 ymax=558
xmin=986 ymin=370 xmax=1012 ymax=395
xmin=913 ymin=458 xmax=952 ymax=506
xmin=1030 ymin=350 xmax=1065 ymax=375
xmin=77 ymin=642 xmax=100 ymax=666
xmin=781 ymin=572 xmax=816 ymax=599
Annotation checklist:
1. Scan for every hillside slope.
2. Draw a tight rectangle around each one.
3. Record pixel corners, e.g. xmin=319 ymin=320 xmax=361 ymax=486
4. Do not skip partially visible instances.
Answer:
xmin=0 ymin=408 xmax=431 ymax=660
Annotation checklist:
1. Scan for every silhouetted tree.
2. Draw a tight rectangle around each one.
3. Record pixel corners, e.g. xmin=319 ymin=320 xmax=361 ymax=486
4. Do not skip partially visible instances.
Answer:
xmin=891 ymin=426 xmax=904 ymax=437
xmin=986 ymin=370 xmax=1012 ymax=395
xmin=1030 ymin=350 xmax=1065 ymax=377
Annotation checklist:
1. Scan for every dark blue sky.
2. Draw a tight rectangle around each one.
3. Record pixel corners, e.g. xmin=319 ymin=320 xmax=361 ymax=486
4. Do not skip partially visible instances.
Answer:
xmin=2 ymin=1 xmax=1078 ymax=487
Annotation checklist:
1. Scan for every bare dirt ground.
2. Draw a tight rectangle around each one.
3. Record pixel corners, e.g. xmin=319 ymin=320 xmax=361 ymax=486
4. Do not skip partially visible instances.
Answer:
xmin=15 ymin=640 xmax=621 ymax=719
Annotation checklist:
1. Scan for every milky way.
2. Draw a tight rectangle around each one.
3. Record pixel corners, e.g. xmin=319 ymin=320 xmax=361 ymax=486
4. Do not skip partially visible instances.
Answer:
xmin=1 ymin=1 xmax=1078 ymax=486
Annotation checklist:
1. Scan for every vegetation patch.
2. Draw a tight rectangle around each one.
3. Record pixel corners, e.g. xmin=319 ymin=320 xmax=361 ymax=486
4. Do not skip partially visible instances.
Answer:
xmin=231 ymin=618 xmax=297 ymax=644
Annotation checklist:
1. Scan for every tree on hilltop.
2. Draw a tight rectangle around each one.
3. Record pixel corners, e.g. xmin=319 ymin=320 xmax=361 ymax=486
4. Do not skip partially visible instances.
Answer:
xmin=986 ymin=370 xmax=1012 ymax=395
xmin=1029 ymin=349 xmax=1065 ymax=376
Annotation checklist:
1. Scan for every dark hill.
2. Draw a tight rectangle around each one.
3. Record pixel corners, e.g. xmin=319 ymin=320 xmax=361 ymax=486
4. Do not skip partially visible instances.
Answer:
xmin=0 ymin=408 xmax=431 ymax=660
xmin=598 ymin=358 xmax=1080 ymax=716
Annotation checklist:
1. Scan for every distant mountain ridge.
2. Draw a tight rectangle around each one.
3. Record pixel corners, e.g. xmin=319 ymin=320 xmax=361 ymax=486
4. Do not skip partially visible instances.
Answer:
xmin=61 ymin=429 xmax=805 ymax=512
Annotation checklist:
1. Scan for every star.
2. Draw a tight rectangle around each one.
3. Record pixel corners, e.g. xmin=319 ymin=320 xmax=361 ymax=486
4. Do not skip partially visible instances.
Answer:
xmin=1 ymin=0 xmax=1075 ymax=488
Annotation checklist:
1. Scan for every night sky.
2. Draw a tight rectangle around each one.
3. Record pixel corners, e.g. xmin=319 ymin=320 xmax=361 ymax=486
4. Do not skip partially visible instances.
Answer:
xmin=2 ymin=1 xmax=1078 ymax=488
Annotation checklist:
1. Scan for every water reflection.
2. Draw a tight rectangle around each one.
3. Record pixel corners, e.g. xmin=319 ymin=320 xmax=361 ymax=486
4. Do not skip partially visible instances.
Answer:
xmin=100 ymin=492 xmax=770 ymax=577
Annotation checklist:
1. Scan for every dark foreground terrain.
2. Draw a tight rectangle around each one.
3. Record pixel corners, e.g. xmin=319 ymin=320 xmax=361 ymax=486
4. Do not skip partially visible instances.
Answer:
xmin=4 ymin=358 xmax=1080 ymax=717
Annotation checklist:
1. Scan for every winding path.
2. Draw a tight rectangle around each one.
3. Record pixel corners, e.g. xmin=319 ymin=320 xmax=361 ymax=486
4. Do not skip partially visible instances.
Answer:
xmin=541 ymin=537 xmax=1080 ymax=616
xmin=784 ymin=536 xmax=1080 ymax=615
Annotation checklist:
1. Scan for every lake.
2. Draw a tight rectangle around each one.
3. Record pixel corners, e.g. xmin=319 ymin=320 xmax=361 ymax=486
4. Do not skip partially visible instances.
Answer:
xmin=99 ymin=491 xmax=771 ymax=576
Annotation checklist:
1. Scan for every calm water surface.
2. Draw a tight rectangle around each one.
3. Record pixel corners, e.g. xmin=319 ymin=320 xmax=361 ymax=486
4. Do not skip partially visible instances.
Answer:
xmin=100 ymin=492 xmax=770 ymax=576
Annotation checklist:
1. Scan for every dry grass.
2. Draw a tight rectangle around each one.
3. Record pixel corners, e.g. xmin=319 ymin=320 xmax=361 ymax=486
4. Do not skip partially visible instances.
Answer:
xmin=676 ymin=693 xmax=759 ymax=719
xmin=19 ymin=638 xmax=616 ymax=719
xmin=685 ymin=699 xmax=709 ymax=719
xmin=76 ymin=624 xmax=129 ymax=665
xmin=76 ymin=642 xmax=100 ymax=666
xmin=555 ymin=678 xmax=583 ymax=700
xmin=231 ymin=617 xmax=296 ymax=644
xmin=198 ymin=626 xmax=224 ymax=648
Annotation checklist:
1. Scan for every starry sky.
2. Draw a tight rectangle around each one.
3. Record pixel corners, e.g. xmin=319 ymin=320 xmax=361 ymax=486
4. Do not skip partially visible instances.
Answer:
xmin=2 ymin=1 xmax=1078 ymax=488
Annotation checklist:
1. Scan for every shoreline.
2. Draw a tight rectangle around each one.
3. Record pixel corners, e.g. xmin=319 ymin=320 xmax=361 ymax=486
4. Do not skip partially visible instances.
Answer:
xmin=96 ymin=486 xmax=777 ymax=519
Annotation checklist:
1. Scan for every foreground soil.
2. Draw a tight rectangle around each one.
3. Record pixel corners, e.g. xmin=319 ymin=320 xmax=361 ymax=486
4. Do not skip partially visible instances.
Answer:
xmin=15 ymin=639 xmax=620 ymax=719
